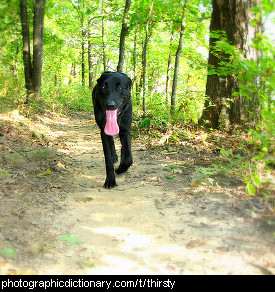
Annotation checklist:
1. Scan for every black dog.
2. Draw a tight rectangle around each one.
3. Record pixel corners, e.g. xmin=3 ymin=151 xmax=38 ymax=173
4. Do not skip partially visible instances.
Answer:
xmin=92 ymin=71 xmax=133 ymax=188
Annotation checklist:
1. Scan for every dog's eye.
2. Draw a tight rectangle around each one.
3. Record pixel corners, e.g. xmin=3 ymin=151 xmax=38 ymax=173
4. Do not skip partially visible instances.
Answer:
xmin=118 ymin=86 xmax=123 ymax=91
xmin=101 ymin=86 xmax=105 ymax=90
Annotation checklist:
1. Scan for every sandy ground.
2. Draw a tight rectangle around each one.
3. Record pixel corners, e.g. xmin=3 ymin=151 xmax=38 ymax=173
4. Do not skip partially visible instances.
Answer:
xmin=0 ymin=112 xmax=274 ymax=275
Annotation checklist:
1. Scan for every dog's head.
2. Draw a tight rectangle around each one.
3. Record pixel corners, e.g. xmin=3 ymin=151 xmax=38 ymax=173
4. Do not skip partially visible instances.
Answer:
xmin=96 ymin=71 xmax=132 ymax=111
xmin=96 ymin=71 xmax=132 ymax=136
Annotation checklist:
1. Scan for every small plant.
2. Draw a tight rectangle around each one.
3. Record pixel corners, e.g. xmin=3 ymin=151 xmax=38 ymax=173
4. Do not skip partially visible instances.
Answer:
xmin=0 ymin=169 xmax=10 ymax=177
xmin=244 ymin=165 xmax=262 ymax=195
xmin=58 ymin=234 xmax=83 ymax=246
xmin=76 ymin=197 xmax=94 ymax=203
xmin=244 ymin=127 xmax=273 ymax=196
xmin=1 ymin=247 xmax=16 ymax=257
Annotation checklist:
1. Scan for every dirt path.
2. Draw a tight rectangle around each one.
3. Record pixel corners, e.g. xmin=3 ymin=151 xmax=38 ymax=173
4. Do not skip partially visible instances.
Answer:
xmin=0 ymin=113 xmax=274 ymax=275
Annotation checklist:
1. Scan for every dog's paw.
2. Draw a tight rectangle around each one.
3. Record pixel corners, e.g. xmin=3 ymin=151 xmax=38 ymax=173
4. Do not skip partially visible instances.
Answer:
xmin=116 ymin=164 xmax=130 ymax=175
xmin=116 ymin=159 xmax=132 ymax=175
xmin=104 ymin=177 xmax=117 ymax=189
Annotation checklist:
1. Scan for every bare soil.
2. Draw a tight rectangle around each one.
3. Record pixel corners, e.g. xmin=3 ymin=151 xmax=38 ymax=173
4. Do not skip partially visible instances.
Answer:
xmin=0 ymin=110 xmax=274 ymax=275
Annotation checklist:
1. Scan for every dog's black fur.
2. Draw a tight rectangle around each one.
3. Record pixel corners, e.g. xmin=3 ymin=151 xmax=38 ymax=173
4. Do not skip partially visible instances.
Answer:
xmin=92 ymin=71 xmax=133 ymax=188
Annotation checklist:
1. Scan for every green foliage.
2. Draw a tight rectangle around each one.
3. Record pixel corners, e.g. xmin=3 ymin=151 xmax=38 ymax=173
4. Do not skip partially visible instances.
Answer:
xmin=1 ymin=247 xmax=16 ymax=257
xmin=76 ymin=197 xmax=94 ymax=203
xmin=42 ymin=84 xmax=93 ymax=112
xmin=58 ymin=234 xmax=83 ymax=246
xmin=243 ymin=127 xmax=274 ymax=196
xmin=196 ymin=167 xmax=214 ymax=176
xmin=0 ymin=168 xmax=10 ymax=178
xmin=208 ymin=28 xmax=275 ymax=127
xmin=0 ymin=0 xmax=209 ymax=118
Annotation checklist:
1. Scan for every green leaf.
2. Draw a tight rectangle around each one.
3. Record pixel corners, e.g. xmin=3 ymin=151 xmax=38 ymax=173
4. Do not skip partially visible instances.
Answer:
xmin=166 ymin=175 xmax=175 ymax=179
xmin=208 ymin=69 xmax=216 ymax=75
xmin=76 ymin=197 xmax=94 ymax=203
xmin=77 ymin=257 xmax=95 ymax=269
xmin=246 ymin=182 xmax=256 ymax=195
xmin=246 ymin=208 xmax=256 ymax=217
xmin=37 ymin=169 xmax=52 ymax=178
xmin=253 ymin=175 xmax=261 ymax=188
xmin=251 ymin=7 xmax=261 ymax=13
xmin=58 ymin=235 xmax=83 ymax=246
xmin=220 ymin=148 xmax=232 ymax=157
xmin=232 ymin=91 xmax=240 ymax=96
xmin=1 ymin=247 xmax=16 ymax=257
xmin=196 ymin=167 xmax=214 ymax=175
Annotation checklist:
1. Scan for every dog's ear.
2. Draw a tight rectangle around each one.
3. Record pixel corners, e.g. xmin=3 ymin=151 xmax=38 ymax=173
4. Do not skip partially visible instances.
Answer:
xmin=123 ymin=74 xmax=131 ymax=88
xmin=120 ymin=72 xmax=132 ymax=87
xmin=97 ymin=76 xmax=102 ymax=85
xmin=97 ymin=72 xmax=109 ymax=83
xmin=97 ymin=72 xmax=105 ymax=85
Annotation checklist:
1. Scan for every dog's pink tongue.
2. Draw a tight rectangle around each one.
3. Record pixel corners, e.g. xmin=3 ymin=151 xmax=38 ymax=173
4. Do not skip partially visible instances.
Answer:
xmin=104 ymin=110 xmax=119 ymax=136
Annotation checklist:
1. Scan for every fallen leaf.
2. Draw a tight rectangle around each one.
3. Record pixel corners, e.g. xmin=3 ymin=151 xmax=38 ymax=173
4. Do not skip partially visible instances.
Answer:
xmin=29 ymin=242 xmax=45 ymax=257
xmin=58 ymin=235 xmax=83 ymax=246
xmin=77 ymin=257 xmax=95 ymax=269
xmin=76 ymin=197 xmax=94 ymax=203
xmin=186 ymin=238 xmax=208 ymax=249
xmin=37 ymin=169 xmax=52 ymax=178
xmin=1 ymin=247 xmax=16 ymax=257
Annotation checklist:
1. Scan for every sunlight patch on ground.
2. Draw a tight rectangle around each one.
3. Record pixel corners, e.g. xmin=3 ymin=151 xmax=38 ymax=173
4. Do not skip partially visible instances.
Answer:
xmin=37 ymin=115 xmax=70 ymax=125
xmin=79 ymin=225 xmax=191 ymax=274
xmin=90 ymin=254 xmax=155 ymax=275
xmin=92 ymin=227 xmax=155 ymax=252
xmin=50 ymin=130 xmax=68 ymax=137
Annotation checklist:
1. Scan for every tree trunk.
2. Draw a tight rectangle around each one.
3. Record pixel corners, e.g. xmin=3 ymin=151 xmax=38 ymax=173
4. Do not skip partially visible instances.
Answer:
xmin=198 ymin=0 xmax=260 ymax=130
xmin=170 ymin=4 xmax=186 ymax=116
xmin=165 ymin=31 xmax=174 ymax=105
xmin=101 ymin=0 xmax=107 ymax=72
xmin=141 ymin=0 xmax=154 ymax=113
xmin=88 ymin=19 xmax=94 ymax=89
xmin=20 ymin=0 xmax=46 ymax=102
xmin=81 ymin=27 xmax=85 ymax=86
xmin=117 ymin=0 xmax=131 ymax=73
xmin=20 ymin=0 xmax=33 ymax=100
xmin=132 ymin=27 xmax=138 ymax=97
xmin=32 ymin=0 xmax=46 ymax=98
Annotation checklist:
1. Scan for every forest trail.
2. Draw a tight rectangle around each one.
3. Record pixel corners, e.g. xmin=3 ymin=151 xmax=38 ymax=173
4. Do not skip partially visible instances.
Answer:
xmin=0 ymin=112 xmax=274 ymax=275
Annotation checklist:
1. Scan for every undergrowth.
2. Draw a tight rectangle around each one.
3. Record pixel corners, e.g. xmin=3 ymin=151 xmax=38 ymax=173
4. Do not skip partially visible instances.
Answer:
xmin=132 ymin=111 xmax=274 ymax=204
xmin=1 ymin=93 xmax=274 ymax=204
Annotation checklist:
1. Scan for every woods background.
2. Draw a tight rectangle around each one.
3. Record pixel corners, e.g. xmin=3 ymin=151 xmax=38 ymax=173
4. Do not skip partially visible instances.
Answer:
xmin=0 ymin=0 xmax=274 ymax=132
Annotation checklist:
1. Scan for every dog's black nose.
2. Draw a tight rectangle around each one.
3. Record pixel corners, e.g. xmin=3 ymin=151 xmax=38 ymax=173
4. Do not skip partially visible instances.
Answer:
xmin=106 ymin=101 xmax=116 ymax=110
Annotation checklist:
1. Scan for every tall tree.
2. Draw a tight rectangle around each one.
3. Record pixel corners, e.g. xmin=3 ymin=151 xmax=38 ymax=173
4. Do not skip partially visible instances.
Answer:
xmin=198 ymin=0 xmax=261 ymax=129
xmin=20 ymin=0 xmax=46 ymax=101
xmin=141 ymin=0 xmax=155 ymax=113
xmin=101 ymin=0 xmax=107 ymax=71
xmin=170 ymin=2 xmax=186 ymax=115
xmin=117 ymin=0 xmax=131 ymax=73
xmin=68 ymin=0 xmax=87 ymax=86
xmin=165 ymin=31 xmax=174 ymax=105
xmin=88 ymin=17 xmax=94 ymax=88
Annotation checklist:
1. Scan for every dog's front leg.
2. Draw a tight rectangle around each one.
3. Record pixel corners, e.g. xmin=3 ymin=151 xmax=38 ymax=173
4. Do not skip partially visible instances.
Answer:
xmin=116 ymin=130 xmax=132 ymax=175
xmin=101 ymin=131 xmax=117 ymax=188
